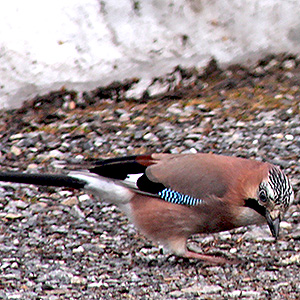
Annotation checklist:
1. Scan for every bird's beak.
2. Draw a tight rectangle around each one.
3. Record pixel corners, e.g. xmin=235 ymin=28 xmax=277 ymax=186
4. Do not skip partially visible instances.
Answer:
xmin=244 ymin=199 xmax=281 ymax=239
xmin=265 ymin=210 xmax=281 ymax=239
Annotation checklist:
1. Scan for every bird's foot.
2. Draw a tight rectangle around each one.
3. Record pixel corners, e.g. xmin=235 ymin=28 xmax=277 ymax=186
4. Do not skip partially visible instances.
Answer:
xmin=183 ymin=249 xmax=239 ymax=265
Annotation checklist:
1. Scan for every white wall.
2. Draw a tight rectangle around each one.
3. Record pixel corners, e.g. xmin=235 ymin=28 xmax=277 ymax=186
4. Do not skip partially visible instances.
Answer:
xmin=1 ymin=0 xmax=300 ymax=108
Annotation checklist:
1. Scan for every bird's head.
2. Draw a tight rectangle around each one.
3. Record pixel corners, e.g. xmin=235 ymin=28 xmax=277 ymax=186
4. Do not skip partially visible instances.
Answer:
xmin=245 ymin=166 xmax=294 ymax=239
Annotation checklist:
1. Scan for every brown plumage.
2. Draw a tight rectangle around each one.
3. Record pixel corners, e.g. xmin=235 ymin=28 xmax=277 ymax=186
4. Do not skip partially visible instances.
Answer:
xmin=0 ymin=153 xmax=294 ymax=263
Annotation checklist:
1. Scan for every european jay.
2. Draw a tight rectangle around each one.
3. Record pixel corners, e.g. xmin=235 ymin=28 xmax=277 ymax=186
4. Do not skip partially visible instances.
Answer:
xmin=0 ymin=153 xmax=294 ymax=263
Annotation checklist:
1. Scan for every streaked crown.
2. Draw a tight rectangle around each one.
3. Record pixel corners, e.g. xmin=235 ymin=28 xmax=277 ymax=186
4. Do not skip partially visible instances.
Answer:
xmin=259 ymin=166 xmax=294 ymax=210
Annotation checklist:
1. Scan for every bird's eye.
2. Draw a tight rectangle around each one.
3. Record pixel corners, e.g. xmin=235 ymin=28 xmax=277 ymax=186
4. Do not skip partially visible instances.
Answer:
xmin=259 ymin=190 xmax=268 ymax=202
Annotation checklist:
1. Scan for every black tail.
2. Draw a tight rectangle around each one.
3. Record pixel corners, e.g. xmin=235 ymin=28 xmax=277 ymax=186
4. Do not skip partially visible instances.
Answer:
xmin=0 ymin=172 xmax=86 ymax=189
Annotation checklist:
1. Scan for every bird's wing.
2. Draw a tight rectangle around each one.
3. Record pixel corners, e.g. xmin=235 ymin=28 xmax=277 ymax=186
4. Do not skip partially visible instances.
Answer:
xmin=88 ymin=153 xmax=261 ymax=206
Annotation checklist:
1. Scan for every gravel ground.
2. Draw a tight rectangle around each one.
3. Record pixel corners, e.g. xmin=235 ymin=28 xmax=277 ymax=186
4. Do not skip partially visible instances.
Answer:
xmin=0 ymin=55 xmax=299 ymax=299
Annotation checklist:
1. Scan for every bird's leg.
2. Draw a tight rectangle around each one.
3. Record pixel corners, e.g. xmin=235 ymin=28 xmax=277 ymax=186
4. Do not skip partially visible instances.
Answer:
xmin=166 ymin=237 xmax=238 ymax=264
xmin=183 ymin=249 xmax=235 ymax=264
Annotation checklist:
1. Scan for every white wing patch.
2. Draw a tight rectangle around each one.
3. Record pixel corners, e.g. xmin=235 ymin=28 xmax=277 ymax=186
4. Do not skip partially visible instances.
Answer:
xmin=123 ymin=173 xmax=144 ymax=188
xmin=68 ymin=171 xmax=133 ymax=204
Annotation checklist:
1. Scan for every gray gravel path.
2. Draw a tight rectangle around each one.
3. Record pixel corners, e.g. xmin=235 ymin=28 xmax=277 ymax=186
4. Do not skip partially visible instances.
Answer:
xmin=0 ymin=55 xmax=299 ymax=299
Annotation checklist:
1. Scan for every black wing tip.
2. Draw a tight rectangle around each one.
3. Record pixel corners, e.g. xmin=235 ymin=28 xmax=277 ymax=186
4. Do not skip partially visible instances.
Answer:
xmin=90 ymin=155 xmax=149 ymax=180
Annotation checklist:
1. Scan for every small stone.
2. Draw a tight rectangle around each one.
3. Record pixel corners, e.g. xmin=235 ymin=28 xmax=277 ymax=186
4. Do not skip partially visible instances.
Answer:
xmin=10 ymin=145 xmax=22 ymax=156
xmin=5 ymin=213 xmax=23 ymax=219
xmin=254 ymin=66 xmax=266 ymax=75
xmin=1 ymin=262 xmax=10 ymax=269
xmin=272 ymin=282 xmax=289 ymax=290
xmin=14 ymin=200 xmax=29 ymax=209
xmin=282 ymin=60 xmax=296 ymax=70
xmin=169 ymin=291 xmax=184 ymax=298
xmin=228 ymin=290 xmax=242 ymax=297
xmin=26 ymin=163 xmax=39 ymax=170
xmin=9 ymin=133 xmax=24 ymax=140
xmin=290 ymin=231 xmax=300 ymax=240
xmin=274 ymin=133 xmax=284 ymax=139
xmin=181 ymin=148 xmax=197 ymax=154
xmin=94 ymin=137 xmax=104 ymax=147
xmin=183 ymin=139 xmax=195 ymax=148
xmin=69 ymin=100 xmax=76 ymax=110
xmin=88 ymin=282 xmax=102 ymax=288
xmin=242 ymin=226 xmax=274 ymax=242
xmin=200 ymin=236 xmax=214 ymax=244
xmin=264 ymin=120 xmax=275 ymax=126
xmin=61 ymin=196 xmax=78 ymax=206
xmin=143 ymin=132 xmax=159 ymax=142
xmin=73 ymin=246 xmax=85 ymax=253
xmin=236 ymin=121 xmax=246 ymax=127
xmin=280 ymin=221 xmax=292 ymax=230
xmin=241 ymin=291 xmax=262 ymax=298
xmin=70 ymin=205 xmax=85 ymax=219
xmin=78 ymin=194 xmax=90 ymax=202
xmin=6 ymin=293 xmax=22 ymax=299
xmin=70 ymin=275 xmax=87 ymax=285
xmin=48 ymin=149 xmax=64 ymax=158
xmin=186 ymin=133 xmax=202 ymax=140
xmin=74 ymin=154 xmax=84 ymax=161
xmin=2 ymin=273 xmax=19 ymax=279
xmin=50 ymin=225 xmax=69 ymax=234
xmin=29 ymin=202 xmax=47 ymax=213
xmin=119 ymin=113 xmax=130 ymax=122
xmin=199 ymin=285 xmax=222 ymax=294
xmin=167 ymin=105 xmax=183 ymax=115
xmin=218 ymin=231 xmax=232 ymax=240
xmin=12 ymin=238 xmax=20 ymax=245
xmin=285 ymin=134 xmax=294 ymax=141
xmin=187 ymin=243 xmax=202 ymax=254
xmin=58 ymin=190 xmax=73 ymax=197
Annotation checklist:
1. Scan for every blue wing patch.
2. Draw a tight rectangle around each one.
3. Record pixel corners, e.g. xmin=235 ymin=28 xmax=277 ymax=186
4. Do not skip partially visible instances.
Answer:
xmin=158 ymin=188 xmax=202 ymax=206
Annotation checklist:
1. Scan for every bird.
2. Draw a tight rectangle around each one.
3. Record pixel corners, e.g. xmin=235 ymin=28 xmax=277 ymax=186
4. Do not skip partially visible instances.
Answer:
xmin=0 ymin=153 xmax=294 ymax=263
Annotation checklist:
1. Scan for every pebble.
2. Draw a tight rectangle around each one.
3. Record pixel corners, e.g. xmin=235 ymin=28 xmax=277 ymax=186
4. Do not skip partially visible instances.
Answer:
xmin=241 ymin=291 xmax=263 ymax=298
xmin=167 ymin=106 xmax=183 ymax=115
xmin=4 ymin=213 xmax=23 ymax=219
xmin=143 ymin=132 xmax=159 ymax=142
xmin=169 ymin=290 xmax=183 ymax=298
xmin=10 ymin=145 xmax=22 ymax=156
xmin=70 ymin=275 xmax=87 ymax=285
xmin=285 ymin=134 xmax=294 ymax=141
xmin=199 ymin=285 xmax=222 ymax=294
xmin=9 ymin=133 xmax=24 ymax=140
xmin=200 ymin=235 xmax=214 ymax=244
xmin=78 ymin=194 xmax=90 ymax=202
xmin=48 ymin=149 xmax=64 ymax=158
xmin=280 ymin=221 xmax=292 ymax=230
xmin=282 ymin=59 xmax=296 ymax=70
xmin=218 ymin=231 xmax=232 ymax=241
xmin=14 ymin=200 xmax=29 ymax=209
xmin=227 ymin=290 xmax=242 ymax=297
xmin=242 ymin=226 xmax=274 ymax=242
xmin=61 ymin=196 xmax=79 ymax=206
xmin=72 ymin=246 xmax=85 ymax=253
xmin=70 ymin=205 xmax=85 ymax=219
xmin=289 ymin=231 xmax=300 ymax=240
xmin=6 ymin=293 xmax=23 ymax=299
